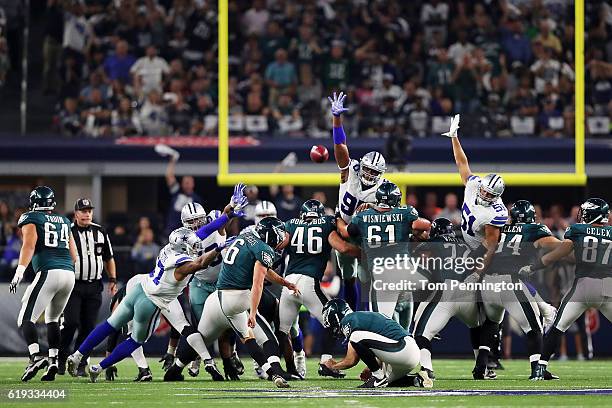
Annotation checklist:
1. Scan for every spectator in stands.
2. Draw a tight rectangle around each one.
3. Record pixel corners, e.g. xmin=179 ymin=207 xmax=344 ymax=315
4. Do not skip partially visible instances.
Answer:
xmin=0 ymin=226 xmax=20 ymax=280
xmin=426 ymin=48 xmax=454 ymax=97
xmin=261 ymin=20 xmax=289 ymax=62
xmin=420 ymin=0 xmax=449 ymax=46
xmin=139 ymin=89 xmax=169 ymax=135
xmin=167 ymin=93 xmax=192 ymax=135
xmin=130 ymin=45 xmax=170 ymax=97
xmin=438 ymin=193 xmax=462 ymax=226
xmin=59 ymin=97 xmax=82 ymax=137
xmin=311 ymin=191 xmax=334 ymax=216
xmin=131 ymin=228 xmax=160 ymax=276
xmin=322 ymin=41 xmax=350 ymax=93
xmin=265 ymin=48 xmax=297 ymax=106
xmin=103 ymin=40 xmax=136 ymax=84
xmin=164 ymin=152 xmax=202 ymax=234
xmin=451 ymin=53 xmax=480 ymax=114
xmin=407 ymin=96 xmax=430 ymax=137
xmin=241 ymin=0 xmax=269 ymax=37
xmin=535 ymin=19 xmax=562 ymax=56
xmin=290 ymin=24 xmax=322 ymax=81
xmin=81 ymin=88 xmax=112 ymax=138
xmin=274 ymin=185 xmax=302 ymax=221
xmin=61 ymin=0 xmax=92 ymax=76
xmin=111 ymin=97 xmax=140 ymax=137
xmin=271 ymin=93 xmax=302 ymax=135
xmin=538 ymin=97 xmax=563 ymax=138
xmin=0 ymin=200 xmax=9 ymax=246
xmin=448 ymin=30 xmax=474 ymax=66
xmin=373 ymin=73 xmax=402 ymax=107
xmin=531 ymin=45 xmax=563 ymax=95
xmin=423 ymin=192 xmax=441 ymax=221
xmin=500 ymin=14 xmax=532 ymax=66
xmin=79 ymin=71 xmax=109 ymax=103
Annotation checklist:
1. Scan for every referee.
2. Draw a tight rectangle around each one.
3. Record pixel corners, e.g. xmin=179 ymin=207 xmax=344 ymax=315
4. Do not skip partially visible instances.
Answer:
xmin=58 ymin=198 xmax=117 ymax=376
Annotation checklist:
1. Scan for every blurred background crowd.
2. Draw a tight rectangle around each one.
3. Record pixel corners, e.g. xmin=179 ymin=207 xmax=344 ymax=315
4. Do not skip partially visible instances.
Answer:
xmin=0 ymin=0 xmax=602 ymax=139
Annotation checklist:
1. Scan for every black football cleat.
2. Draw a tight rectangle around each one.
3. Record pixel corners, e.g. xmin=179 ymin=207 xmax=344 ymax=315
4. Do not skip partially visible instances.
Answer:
xmin=105 ymin=366 xmax=118 ymax=381
xmin=134 ymin=367 xmax=153 ymax=382
xmin=223 ymin=359 xmax=240 ymax=381
xmin=163 ymin=364 xmax=185 ymax=382
xmin=204 ymin=359 xmax=224 ymax=381
xmin=358 ymin=375 xmax=388 ymax=388
xmin=40 ymin=360 xmax=58 ymax=382
xmin=231 ymin=351 xmax=245 ymax=376
xmin=22 ymin=356 xmax=49 ymax=382
xmin=159 ymin=353 xmax=175 ymax=371
xmin=318 ymin=363 xmax=346 ymax=378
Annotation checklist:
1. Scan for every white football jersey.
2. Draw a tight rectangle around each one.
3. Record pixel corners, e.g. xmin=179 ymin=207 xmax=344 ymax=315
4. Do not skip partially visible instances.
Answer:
xmin=142 ymin=244 xmax=194 ymax=310
xmin=461 ymin=175 xmax=508 ymax=249
xmin=126 ymin=273 xmax=148 ymax=293
xmin=338 ymin=159 xmax=387 ymax=223
xmin=193 ymin=231 xmax=226 ymax=283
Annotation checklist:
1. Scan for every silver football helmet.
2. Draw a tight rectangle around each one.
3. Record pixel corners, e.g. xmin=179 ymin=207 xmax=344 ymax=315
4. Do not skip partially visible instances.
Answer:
xmin=255 ymin=200 xmax=277 ymax=224
xmin=181 ymin=202 xmax=207 ymax=230
xmin=169 ymin=227 xmax=200 ymax=256
xmin=359 ymin=151 xmax=386 ymax=187
xmin=476 ymin=174 xmax=505 ymax=207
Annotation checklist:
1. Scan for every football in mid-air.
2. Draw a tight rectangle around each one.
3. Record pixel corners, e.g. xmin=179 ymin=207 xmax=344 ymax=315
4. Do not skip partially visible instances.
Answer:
xmin=310 ymin=145 xmax=329 ymax=163
xmin=413 ymin=217 xmax=432 ymax=232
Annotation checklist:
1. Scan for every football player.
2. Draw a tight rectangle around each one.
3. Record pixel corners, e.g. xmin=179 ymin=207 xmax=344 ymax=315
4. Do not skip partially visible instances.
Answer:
xmin=329 ymin=91 xmax=388 ymax=309
xmin=164 ymin=217 xmax=300 ymax=388
xmin=183 ymin=205 xmax=244 ymax=379
xmin=11 ymin=186 xmax=78 ymax=382
xmin=483 ymin=200 xmax=561 ymax=380
xmin=278 ymin=199 xmax=361 ymax=379
xmin=321 ymin=299 xmax=432 ymax=388
xmin=444 ymin=114 xmax=508 ymax=379
xmin=526 ymin=198 xmax=612 ymax=379
xmin=66 ymin=227 xmax=221 ymax=382
xmin=337 ymin=181 xmax=430 ymax=319
xmin=413 ymin=217 xmax=479 ymax=381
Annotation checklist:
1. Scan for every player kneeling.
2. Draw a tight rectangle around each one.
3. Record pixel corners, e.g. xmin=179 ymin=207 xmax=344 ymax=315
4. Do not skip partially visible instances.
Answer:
xmin=321 ymin=299 xmax=432 ymax=388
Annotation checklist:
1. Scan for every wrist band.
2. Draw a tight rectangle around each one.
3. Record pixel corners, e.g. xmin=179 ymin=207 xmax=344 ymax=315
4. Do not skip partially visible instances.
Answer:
xmin=333 ymin=126 xmax=346 ymax=145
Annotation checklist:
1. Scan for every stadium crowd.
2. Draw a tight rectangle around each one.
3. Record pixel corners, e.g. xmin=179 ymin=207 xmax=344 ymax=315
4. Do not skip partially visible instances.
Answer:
xmin=42 ymin=0 xmax=612 ymax=139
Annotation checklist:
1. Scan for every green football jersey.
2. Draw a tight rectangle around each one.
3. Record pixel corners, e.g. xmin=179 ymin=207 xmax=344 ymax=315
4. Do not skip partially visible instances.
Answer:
xmin=565 ymin=223 xmax=612 ymax=279
xmin=17 ymin=211 xmax=74 ymax=273
xmin=284 ymin=215 xmax=336 ymax=281
xmin=351 ymin=205 xmax=419 ymax=245
xmin=216 ymin=232 xmax=277 ymax=290
xmin=422 ymin=235 xmax=472 ymax=282
xmin=340 ymin=311 xmax=408 ymax=341
xmin=489 ymin=223 xmax=552 ymax=276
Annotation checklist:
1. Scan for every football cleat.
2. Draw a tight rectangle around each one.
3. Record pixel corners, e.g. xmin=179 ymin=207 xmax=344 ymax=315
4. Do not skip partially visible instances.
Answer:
xmin=22 ymin=356 xmax=49 ymax=382
xmin=318 ymin=363 xmax=346 ymax=378
xmin=188 ymin=358 xmax=201 ymax=377
xmin=487 ymin=357 xmax=504 ymax=370
xmin=40 ymin=359 xmax=58 ymax=382
xmin=420 ymin=367 xmax=436 ymax=380
xmin=204 ymin=359 xmax=224 ymax=381
xmin=105 ymin=366 xmax=118 ymax=381
xmin=358 ymin=375 xmax=388 ymax=388
xmin=253 ymin=361 xmax=268 ymax=380
xmin=163 ymin=364 xmax=185 ymax=382
xmin=77 ymin=361 xmax=88 ymax=377
xmin=473 ymin=365 xmax=497 ymax=380
xmin=542 ymin=368 xmax=559 ymax=380
xmin=223 ymin=358 xmax=240 ymax=381
xmin=231 ymin=351 xmax=244 ymax=376
xmin=414 ymin=370 xmax=434 ymax=388
xmin=159 ymin=353 xmax=175 ymax=371
xmin=294 ymin=350 xmax=306 ymax=378
xmin=57 ymin=358 xmax=66 ymax=375
xmin=134 ymin=367 xmax=153 ymax=382
xmin=87 ymin=365 xmax=102 ymax=383
xmin=284 ymin=369 xmax=305 ymax=381
xmin=66 ymin=354 xmax=81 ymax=377
xmin=272 ymin=374 xmax=290 ymax=388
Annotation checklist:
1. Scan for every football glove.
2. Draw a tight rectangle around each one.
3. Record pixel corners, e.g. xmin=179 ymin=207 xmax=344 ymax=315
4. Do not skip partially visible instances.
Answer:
xmin=216 ymin=236 xmax=237 ymax=252
xmin=328 ymin=91 xmax=349 ymax=117
xmin=441 ymin=114 xmax=460 ymax=138
xmin=159 ymin=353 xmax=175 ymax=371
xmin=9 ymin=265 xmax=26 ymax=294
xmin=223 ymin=358 xmax=240 ymax=381
xmin=229 ymin=183 xmax=246 ymax=209
xmin=154 ymin=144 xmax=180 ymax=161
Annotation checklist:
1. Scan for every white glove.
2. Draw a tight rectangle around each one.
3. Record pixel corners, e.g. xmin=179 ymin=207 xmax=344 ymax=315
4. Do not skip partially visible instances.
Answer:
xmin=462 ymin=272 xmax=480 ymax=284
xmin=442 ymin=114 xmax=460 ymax=138
xmin=281 ymin=152 xmax=297 ymax=168
xmin=9 ymin=265 xmax=26 ymax=294
xmin=154 ymin=144 xmax=180 ymax=161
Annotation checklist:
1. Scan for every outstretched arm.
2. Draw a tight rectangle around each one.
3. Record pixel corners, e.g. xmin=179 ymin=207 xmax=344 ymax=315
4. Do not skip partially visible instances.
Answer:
xmin=324 ymin=342 xmax=360 ymax=370
xmin=443 ymin=114 xmax=471 ymax=185
xmin=329 ymin=231 xmax=361 ymax=258
xmin=329 ymin=92 xmax=350 ymax=182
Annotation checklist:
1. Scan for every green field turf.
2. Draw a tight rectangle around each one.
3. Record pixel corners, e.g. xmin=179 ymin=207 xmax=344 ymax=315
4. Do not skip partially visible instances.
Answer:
xmin=1 ymin=357 xmax=612 ymax=407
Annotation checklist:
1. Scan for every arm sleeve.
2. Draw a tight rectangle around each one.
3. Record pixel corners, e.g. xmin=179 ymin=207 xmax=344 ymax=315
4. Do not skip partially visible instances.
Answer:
xmin=536 ymin=225 xmax=553 ymax=240
xmin=347 ymin=222 xmax=361 ymax=238
xmin=17 ymin=212 xmax=35 ymax=228
xmin=102 ymin=230 xmax=114 ymax=261
xmin=255 ymin=246 xmax=275 ymax=269
xmin=195 ymin=214 xmax=230 ymax=240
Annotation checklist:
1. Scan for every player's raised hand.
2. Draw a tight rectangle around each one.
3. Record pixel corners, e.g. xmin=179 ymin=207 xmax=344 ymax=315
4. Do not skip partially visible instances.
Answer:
xmin=229 ymin=183 xmax=246 ymax=208
xmin=442 ymin=114 xmax=460 ymax=138
xmin=328 ymin=91 xmax=349 ymax=117
xmin=216 ymin=236 xmax=237 ymax=252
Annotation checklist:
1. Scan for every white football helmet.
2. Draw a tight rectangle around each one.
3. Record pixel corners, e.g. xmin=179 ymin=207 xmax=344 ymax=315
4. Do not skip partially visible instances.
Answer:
xmin=181 ymin=202 xmax=207 ymax=230
xmin=476 ymin=174 xmax=505 ymax=207
xmin=359 ymin=151 xmax=386 ymax=186
xmin=255 ymin=201 xmax=277 ymax=224
xmin=168 ymin=227 xmax=200 ymax=256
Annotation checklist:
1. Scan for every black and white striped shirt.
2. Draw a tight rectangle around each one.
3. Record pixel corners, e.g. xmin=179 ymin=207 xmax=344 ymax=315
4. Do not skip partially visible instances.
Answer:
xmin=71 ymin=222 xmax=114 ymax=281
